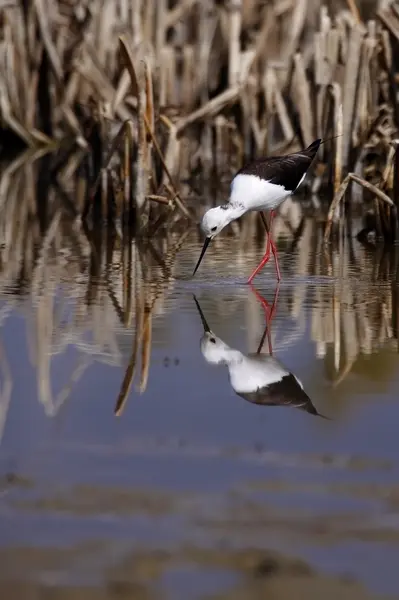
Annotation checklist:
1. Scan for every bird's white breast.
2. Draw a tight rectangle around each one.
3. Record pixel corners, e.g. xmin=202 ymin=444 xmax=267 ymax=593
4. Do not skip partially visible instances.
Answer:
xmin=228 ymin=356 xmax=288 ymax=394
xmin=230 ymin=174 xmax=291 ymax=212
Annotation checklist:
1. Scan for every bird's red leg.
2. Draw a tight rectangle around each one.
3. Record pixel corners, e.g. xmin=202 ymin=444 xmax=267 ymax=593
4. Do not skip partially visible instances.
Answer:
xmin=266 ymin=211 xmax=281 ymax=281
xmin=247 ymin=212 xmax=271 ymax=284
xmin=260 ymin=211 xmax=270 ymax=236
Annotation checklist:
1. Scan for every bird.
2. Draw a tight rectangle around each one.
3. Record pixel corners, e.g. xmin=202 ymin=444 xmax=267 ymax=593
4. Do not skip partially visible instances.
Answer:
xmin=193 ymin=292 xmax=329 ymax=418
xmin=192 ymin=138 xmax=322 ymax=283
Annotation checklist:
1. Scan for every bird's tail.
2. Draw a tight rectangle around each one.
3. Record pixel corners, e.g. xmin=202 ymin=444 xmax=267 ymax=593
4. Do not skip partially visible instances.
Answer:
xmin=316 ymin=411 xmax=332 ymax=420
xmin=304 ymin=135 xmax=342 ymax=157
xmin=304 ymin=139 xmax=322 ymax=156
xmin=307 ymin=404 xmax=332 ymax=420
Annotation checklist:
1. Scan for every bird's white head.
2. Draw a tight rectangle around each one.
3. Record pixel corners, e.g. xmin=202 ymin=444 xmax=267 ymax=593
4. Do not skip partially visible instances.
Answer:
xmin=200 ymin=206 xmax=232 ymax=238
xmin=193 ymin=202 xmax=246 ymax=276
xmin=193 ymin=206 xmax=238 ymax=276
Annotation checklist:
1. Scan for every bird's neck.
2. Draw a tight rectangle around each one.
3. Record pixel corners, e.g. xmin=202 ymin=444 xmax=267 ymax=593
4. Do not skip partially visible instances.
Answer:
xmin=211 ymin=345 xmax=244 ymax=366
xmin=222 ymin=201 xmax=247 ymax=223
xmin=222 ymin=348 xmax=245 ymax=365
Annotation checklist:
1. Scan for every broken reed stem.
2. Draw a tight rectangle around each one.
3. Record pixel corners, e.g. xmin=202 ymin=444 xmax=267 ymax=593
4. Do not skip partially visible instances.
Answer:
xmin=374 ymin=198 xmax=383 ymax=239
xmin=292 ymin=52 xmax=313 ymax=146
xmin=34 ymin=0 xmax=63 ymax=82
xmin=342 ymin=25 xmax=363 ymax=169
xmin=143 ymin=114 xmax=191 ymax=218
xmin=349 ymin=174 xmax=394 ymax=207
xmin=228 ymin=0 xmax=242 ymax=88
xmin=324 ymin=173 xmax=395 ymax=244
xmin=324 ymin=175 xmax=351 ymax=244
xmin=123 ymin=120 xmax=134 ymax=217
xmin=393 ymin=139 xmax=399 ymax=241
xmin=118 ymin=36 xmax=139 ymax=96
xmin=136 ymin=61 xmax=148 ymax=214
xmin=331 ymin=84 xmax=343 ymax=193
xmin=85 ymin=120 xmax=130 ymax=218
xmin=101 ymin=168 xmax=108 ymax=218
xmin=84 ymin=114 xmax=184 ymax=222
xmin=345 ymin=0 xmax=362 ymax=23
xmin=381 ymin=143 xmax=396 ymax=188
xmin=175 ymin=86 xmax=241 ymax=134
xmin=146 ymin=195 xmax=171 ymax=205
xmin=379 ymin=141 xmax=398 ymax=241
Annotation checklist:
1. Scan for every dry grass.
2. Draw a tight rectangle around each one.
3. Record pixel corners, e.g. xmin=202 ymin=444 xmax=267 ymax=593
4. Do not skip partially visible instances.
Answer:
xmin=2 ymin=1 xmax=399 ymax=233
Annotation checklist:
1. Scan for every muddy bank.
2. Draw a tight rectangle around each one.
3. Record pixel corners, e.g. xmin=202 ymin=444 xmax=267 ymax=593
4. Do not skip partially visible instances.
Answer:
xmin=0 ymin=547 xmax=394 ymax=600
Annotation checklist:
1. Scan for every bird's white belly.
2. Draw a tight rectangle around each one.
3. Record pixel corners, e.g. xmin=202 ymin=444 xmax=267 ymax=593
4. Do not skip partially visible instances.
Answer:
xmin=231 ymin=174 xmax=291 ymax=212
xmin=228 ymin=357 xmax=287 ymax=394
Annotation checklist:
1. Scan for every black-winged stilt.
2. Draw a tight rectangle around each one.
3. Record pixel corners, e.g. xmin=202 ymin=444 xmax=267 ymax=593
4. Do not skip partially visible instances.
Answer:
xmin=192 ymin=139 xmax=322 ymax=283
xmin=193 ymin=288 xmax=328 ymax=418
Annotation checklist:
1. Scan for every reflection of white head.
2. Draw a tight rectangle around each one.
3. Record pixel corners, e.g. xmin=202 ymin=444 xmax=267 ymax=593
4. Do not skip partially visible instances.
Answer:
xmin=200 ymin=332 xmax=243 ymax=366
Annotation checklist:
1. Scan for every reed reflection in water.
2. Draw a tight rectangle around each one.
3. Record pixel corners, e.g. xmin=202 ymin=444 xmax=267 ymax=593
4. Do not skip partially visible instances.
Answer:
xmin=0 ymin=152 xmax=399 ymax=438
xmin=2 ymin=166 xmax=399 ymax=599
xmin=0 ymin=208 xmax=397 ymax=426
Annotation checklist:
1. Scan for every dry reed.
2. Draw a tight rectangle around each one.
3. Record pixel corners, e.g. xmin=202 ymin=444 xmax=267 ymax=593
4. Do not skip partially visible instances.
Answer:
xmin=2 ymin=1 xmax=399 ymax=235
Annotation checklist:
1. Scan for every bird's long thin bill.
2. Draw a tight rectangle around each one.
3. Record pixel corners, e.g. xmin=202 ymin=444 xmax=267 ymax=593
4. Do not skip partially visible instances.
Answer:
xmin=192 ymin=295 xmax=211 ymax=332
xmin=192 ymin=237 xmax=211 ymax=276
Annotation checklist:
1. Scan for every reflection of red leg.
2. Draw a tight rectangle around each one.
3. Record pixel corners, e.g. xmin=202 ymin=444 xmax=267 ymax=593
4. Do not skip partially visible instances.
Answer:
xmin=251 ymin=282 xmax=280 ymax=324
xmin=247 ymin=211 xmax=280 ymax=283
xmin=268 ymin=283 xmax=280 ymax=323
xmin=250 ymin=283 xmax=280 ymax=355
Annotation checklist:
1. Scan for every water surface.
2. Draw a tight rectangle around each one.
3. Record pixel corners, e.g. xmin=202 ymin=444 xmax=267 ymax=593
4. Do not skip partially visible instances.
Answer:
xmin=1 ymin=215 xmax=399 ymax=599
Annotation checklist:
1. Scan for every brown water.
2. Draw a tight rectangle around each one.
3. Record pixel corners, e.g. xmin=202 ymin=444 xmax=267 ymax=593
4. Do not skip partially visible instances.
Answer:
xmin=1 ymin=213 xmax=399 ymax=599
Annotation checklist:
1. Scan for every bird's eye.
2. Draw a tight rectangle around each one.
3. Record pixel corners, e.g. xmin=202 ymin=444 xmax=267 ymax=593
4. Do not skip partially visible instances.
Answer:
xmin=210 ymin=338 xmax=216 ymax=344
xmin=211 ymin=226 xmax=217 ymax=232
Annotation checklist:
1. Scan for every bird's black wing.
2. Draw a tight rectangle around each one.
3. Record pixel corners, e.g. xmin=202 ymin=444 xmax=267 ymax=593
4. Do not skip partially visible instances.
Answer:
xmin=236 ymin=373 xmax=324 ymax=417
xmin=236 ymin=153 xmax=313 ymax=193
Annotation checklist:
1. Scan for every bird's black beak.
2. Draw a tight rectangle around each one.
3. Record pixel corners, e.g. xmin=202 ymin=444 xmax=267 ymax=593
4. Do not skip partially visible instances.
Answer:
xmin=193 ymin=237 xmax=211 ymax=276
xmin=193 ymin=295 xmax=211 ymax=333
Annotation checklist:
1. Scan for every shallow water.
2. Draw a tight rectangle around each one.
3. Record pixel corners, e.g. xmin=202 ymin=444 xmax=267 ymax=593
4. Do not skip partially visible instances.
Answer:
xmin=1 ymin=215 xmax=399 ymax=599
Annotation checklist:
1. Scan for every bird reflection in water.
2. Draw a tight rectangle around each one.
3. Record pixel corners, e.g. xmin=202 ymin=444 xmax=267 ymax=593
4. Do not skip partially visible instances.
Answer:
xmin=193 ymin=286 xmax=328 ymax=418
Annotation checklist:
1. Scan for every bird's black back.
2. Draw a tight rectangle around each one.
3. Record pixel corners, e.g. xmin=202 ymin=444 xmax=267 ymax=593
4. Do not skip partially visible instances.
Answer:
xmin=235 ymin=139 xmax=321 ymax=193
xmin=236 ymin=372 xmax=325 ymax=418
